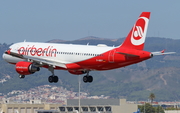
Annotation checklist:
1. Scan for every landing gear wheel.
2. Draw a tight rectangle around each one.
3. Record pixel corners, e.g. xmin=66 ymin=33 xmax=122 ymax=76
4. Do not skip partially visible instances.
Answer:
xmin=53 ymin=76 xmax=59 ymax=83
xmin=19 ymin=75 xmax=25 ymax=79
xmin=88 ymin=76 xmax=93 ymax=83
xmin=83 ymin=75 xmax=93 ymax=83
xmin=83 ymin=76 xmax=88 ymax=83
xmin=48 ymin=76 xmax=54 ymax=83
xmin=48 ymin=75 xmax=59 ymax=83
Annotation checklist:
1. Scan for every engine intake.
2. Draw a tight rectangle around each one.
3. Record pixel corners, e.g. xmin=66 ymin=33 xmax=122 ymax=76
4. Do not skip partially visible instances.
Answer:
xmin=15 ymin=61 xmax=40 ymax=75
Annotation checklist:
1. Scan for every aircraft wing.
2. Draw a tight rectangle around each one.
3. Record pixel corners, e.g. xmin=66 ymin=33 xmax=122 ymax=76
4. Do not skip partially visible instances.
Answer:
xmin=5 ymin=51 xmax=67 ymax=68
xmin=24 ymin=55 xmax=67 ymax=68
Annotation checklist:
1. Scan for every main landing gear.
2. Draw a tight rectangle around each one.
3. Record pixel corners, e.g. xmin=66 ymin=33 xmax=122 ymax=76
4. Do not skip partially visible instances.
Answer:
xmin=48 ymin=66 xmax=59 ymax=83
xmin=83 ymin=71 xmax=93 ymax=83
xmin=48 ymin=75 xmax=58 ymax=83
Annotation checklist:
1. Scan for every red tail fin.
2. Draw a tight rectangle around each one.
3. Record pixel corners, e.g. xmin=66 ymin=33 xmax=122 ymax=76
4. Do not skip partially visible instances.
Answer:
xmin=120 ymin=12 xmax=151 ymax=50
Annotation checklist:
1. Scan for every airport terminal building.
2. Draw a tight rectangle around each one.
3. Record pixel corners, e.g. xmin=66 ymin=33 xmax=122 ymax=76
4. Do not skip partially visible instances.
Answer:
xmin=0 ymin=99 xmax=138 ymax=113
xmin=58 ymin=99 xmax=138 ymax=113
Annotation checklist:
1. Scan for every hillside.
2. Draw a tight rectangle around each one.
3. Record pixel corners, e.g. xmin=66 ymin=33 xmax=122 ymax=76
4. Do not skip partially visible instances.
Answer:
xmin=0 ymin=37 xmax=180 ymax=101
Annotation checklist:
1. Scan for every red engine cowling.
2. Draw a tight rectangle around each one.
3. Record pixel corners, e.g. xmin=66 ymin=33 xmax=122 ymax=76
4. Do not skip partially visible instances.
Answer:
xmin=68 ymin=70 xmax=86 ymax=75
xmin=15 ymin=61 xmax=40 ymax=75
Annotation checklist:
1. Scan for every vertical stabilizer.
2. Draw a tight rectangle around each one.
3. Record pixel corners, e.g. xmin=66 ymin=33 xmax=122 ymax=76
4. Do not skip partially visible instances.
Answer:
xmin=120 ymin=12 xmax=150 ymax=50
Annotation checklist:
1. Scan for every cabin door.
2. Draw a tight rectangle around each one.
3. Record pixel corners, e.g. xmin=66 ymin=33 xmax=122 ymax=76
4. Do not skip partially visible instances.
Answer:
xmin=108 ymin=50 xmax=116 ymax=63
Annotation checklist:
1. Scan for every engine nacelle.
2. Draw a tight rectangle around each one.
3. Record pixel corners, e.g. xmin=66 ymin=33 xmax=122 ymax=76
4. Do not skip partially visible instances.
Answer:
xmin=68 ymin=70 xmax=86 ymax=75
xmin=15 ymin=61 xmax=40 ymax=75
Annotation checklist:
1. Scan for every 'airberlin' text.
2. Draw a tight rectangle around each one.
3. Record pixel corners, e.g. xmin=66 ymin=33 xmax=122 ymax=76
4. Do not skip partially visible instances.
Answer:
xmin=18 ymin=45 xmax=57 ymax=57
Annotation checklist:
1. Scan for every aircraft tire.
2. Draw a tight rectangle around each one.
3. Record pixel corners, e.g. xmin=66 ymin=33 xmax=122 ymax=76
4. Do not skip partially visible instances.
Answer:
xmin=19 ymin=75 xmax=25 ymax=79
xmin=88 ymin=76 xmax=93 ymax=83
xmin=83 ymin=76 xmax=88 ymax=83
xmin=83 ymin=76 xmax=93 ymax=83
xmin=53 ymin=76 xmax=59 ymax=83
xmin=48 ymin=76 xmax=54 ymax=83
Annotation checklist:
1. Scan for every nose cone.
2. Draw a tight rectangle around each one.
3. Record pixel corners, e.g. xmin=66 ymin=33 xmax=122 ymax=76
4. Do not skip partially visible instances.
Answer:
xmin=3 ymin=53 xmax=12 ymax=63
xmin=2 ymin=53 xmax=8 ymax=62
xmin=3 ymin=48 xmax=12 ymax=62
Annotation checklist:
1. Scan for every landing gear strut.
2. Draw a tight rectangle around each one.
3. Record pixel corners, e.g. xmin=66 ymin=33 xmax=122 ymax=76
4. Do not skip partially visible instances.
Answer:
xmin=48 ymin=66 xmax=58 ymax=83
xmin=83 ymin=71 xmax=93 ymax=83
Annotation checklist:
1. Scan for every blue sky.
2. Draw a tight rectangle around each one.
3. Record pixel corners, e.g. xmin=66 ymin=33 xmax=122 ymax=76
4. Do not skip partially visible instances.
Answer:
xmin=1 ymin=0 xmax=180 ymax=43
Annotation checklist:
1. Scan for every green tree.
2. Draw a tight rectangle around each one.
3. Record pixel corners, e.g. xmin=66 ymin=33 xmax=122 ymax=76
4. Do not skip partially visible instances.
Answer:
xmin=139 ymin=103 xmax=155 ymax=113
xmin=149 ymin=93 xmax=155 ymax=103
xmin=139 ymin=103 xmax=165 ymax=113
xmin=155 ymin=105 xmax=165 ymax=113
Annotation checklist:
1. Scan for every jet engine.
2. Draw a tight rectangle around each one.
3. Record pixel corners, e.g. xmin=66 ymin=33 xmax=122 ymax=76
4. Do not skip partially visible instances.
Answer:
xmin=15 ymin=61 xmax=40 ymax=75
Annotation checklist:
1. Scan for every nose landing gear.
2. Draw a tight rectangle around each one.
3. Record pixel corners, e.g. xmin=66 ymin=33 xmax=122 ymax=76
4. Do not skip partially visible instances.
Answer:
xmin=19 ymin=75 xmax=25 ymax=79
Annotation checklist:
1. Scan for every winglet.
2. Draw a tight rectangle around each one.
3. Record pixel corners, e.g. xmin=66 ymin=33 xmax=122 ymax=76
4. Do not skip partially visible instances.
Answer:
xmin=161 ymin=49 xmax=165 ymax=53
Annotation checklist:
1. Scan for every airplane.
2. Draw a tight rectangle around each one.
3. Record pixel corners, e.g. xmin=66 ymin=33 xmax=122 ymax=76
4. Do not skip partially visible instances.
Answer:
xmin=2 ymin=12 xmax=175 ymax=83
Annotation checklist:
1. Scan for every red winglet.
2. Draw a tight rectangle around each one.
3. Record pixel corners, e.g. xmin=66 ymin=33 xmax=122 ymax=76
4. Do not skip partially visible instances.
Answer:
xmin=161 ymin=49 xmax=166 ymax=53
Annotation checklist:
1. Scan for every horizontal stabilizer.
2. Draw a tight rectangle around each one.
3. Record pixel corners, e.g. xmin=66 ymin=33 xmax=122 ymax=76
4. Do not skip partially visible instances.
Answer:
xmin=151 ymin=50 xmax=175 ymax=56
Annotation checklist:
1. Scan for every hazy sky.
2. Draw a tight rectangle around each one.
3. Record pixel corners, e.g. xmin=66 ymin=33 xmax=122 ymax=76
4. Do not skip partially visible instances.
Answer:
xmin=1 ymin=1 xmax=180 ymax=43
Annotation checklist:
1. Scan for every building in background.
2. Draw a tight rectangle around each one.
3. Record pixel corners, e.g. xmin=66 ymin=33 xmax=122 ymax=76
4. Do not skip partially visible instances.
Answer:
xmin=0 ymin=99 xmax=138 ymax=113
xmin=58 ymin=99 xmax=137 ymax=113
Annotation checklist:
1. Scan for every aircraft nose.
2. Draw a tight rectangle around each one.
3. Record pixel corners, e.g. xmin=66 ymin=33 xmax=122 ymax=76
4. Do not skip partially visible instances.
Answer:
xmin=2 ymin=51 xmax=24 ymax=64
xmin=2 ymin=53 xmax=9 ymax=62
xmin=2 ymin=48 xmax=13 ymax=62
xmin=2 ymin=53 xmax=16 ymax=64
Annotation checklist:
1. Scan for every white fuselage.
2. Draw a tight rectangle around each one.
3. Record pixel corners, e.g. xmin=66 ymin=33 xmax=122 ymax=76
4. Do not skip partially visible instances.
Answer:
xmin=3 ymin=42 xmax=115 ymax=64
